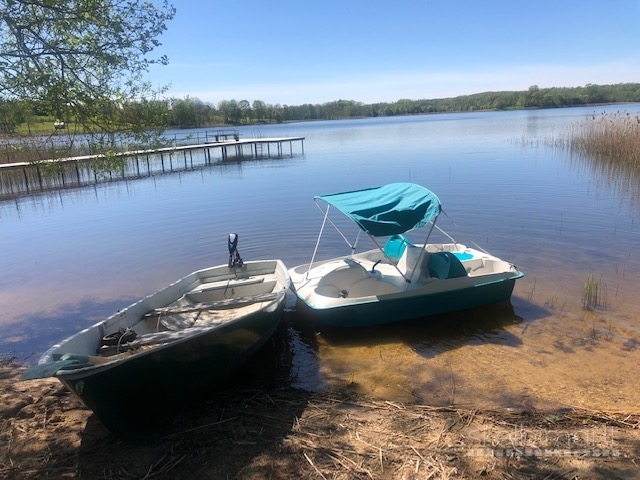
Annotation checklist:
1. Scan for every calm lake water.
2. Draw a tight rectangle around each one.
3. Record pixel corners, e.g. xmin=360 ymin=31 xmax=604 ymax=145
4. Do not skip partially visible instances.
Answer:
xmin=2 ymin=105 xmax=640 ymax=413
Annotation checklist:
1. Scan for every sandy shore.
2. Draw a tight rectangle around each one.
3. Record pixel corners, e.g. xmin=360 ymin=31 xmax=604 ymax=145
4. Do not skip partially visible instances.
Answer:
xmin=1 ymin=359 xmax=639 ymax=480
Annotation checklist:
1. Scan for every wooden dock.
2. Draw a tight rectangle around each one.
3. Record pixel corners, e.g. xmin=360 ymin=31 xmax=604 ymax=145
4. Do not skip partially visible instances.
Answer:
xmin=0 ymin=136 xmax=305 ymax=172
xmin=0 ymin=135 xmax=305 ymax=197
xmin=203 ymin=136 xmax=305 ymax=161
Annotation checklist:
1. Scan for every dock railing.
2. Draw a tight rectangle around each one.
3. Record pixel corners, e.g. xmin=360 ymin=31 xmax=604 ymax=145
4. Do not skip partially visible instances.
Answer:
xmin=0 ymin=131 xmax=304 ymax=198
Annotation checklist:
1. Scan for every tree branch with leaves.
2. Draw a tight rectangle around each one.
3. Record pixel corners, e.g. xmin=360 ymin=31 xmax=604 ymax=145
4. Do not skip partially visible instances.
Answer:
xmin=0 ymin=0 xmax=175 ymax=157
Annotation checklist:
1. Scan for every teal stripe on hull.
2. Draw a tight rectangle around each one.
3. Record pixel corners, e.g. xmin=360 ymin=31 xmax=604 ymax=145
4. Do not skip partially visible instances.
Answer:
xmin=295 ymin=276 xmax=520 ymax=328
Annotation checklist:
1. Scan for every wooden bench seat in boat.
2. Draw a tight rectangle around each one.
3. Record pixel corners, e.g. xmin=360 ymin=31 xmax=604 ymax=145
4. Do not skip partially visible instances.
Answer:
xmin=187 ymin=279 xmax=277 ymax=303
xmin=190 ymin=276 xmax=265 ymax=294
xmin=143 ymin=291 xmax=279 ymax=319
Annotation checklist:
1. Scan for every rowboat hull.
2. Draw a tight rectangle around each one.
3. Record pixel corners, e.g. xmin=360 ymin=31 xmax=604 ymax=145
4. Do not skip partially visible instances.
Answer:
xmin=36 ymin=260 xmax=290 ymax=439
xmin=60 ymin=306 xmax=281 ymax=438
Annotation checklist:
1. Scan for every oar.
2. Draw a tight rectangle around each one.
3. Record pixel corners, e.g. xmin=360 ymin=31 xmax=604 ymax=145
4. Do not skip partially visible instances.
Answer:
xmin=20 ymin=353 xmax=120 ymax=380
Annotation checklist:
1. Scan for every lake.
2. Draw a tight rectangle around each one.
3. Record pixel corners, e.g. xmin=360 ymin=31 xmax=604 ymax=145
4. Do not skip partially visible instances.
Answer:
xmin=2 ymin=105 xmax=640 ymax=413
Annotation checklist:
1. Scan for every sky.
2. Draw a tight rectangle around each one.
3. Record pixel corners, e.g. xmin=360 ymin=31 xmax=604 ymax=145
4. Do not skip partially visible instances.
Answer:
xmin=147 ymin=0 xmax=640 ymax=106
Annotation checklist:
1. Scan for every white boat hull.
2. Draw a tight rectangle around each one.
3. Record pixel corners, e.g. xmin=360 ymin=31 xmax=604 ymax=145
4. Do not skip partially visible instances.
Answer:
xmin=289 ymin=243 xmax=523 ymax=327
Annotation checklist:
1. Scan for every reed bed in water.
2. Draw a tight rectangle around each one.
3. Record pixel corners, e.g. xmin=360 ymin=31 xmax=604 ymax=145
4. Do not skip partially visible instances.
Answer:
xmin=560 ymin=111 xmax=640 ymax=167
xmin=550 ymin=111 xmax=640 ymax=208
xmin=582 ymin=272 xmax=607 ymax=311
xmin=579 ymin=111 xmax=639 ymax=160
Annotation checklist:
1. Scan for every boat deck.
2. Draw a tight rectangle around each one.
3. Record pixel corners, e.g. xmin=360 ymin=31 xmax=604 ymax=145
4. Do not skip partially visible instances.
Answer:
xmin=97 ymin=271 xmax=283 ymax=356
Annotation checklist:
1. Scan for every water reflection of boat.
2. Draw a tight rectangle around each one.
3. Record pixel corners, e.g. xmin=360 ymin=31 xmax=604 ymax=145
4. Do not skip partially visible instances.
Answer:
xmin=289 ymin=183 xmax=524 ymax=328
xmin=22 ymin=237 xmax=290 ymax=439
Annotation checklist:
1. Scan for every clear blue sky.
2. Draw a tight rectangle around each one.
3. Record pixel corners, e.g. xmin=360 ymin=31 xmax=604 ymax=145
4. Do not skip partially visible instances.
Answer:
xmin=147 ymin=0 xmax=640 ymax=106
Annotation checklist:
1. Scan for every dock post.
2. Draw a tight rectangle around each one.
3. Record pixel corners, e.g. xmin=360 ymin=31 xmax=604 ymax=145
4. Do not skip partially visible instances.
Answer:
xmin=36 ymin=165 xmax=43 ymax=189
xmin=23 ymin=168 xmax=29 ymax=192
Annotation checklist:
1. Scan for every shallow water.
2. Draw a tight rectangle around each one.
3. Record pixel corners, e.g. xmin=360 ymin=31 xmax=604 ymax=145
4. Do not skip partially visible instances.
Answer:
xmin=2 ymin=106 xmax=640 ymax=413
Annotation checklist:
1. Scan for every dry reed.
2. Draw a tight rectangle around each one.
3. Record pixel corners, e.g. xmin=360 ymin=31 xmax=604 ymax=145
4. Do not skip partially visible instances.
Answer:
xmin=550 ymin=110 xmax=640 ymax=209
xmin=568 ymin=111 xmax=640 ymax=166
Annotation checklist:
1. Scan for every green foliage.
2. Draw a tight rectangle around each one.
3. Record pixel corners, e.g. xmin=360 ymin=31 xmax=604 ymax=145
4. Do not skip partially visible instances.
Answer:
xmin=32 ymin=159 xmax=65 ymax=177
xmin=0 ymin=0 xmax=175 ymax=152
xmin=4 ymin=83 xmax=640 ymax=139
xmin=0 ymin=98 xmax=29 ymax=132
xmin=89 ymin=151 xmax=126 ymax=178
xmin=161 ymin=83 xmax=640 ymax=128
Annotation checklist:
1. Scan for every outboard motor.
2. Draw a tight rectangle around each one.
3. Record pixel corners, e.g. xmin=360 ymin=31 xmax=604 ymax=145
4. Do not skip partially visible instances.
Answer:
xmin=228 ymin=233 xmax=244 ymax=269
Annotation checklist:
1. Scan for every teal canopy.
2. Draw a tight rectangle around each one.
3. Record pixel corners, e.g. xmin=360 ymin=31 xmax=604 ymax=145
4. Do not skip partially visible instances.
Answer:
xmin=315 ymin=183 xmax=442 ymax=237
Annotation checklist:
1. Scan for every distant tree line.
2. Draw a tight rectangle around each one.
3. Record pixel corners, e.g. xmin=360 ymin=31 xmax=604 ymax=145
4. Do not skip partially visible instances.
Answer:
xmin=104 ymin=83 xmax=640 ymax=128
xmin=3 ymin=83 xmax=640 ymax=133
